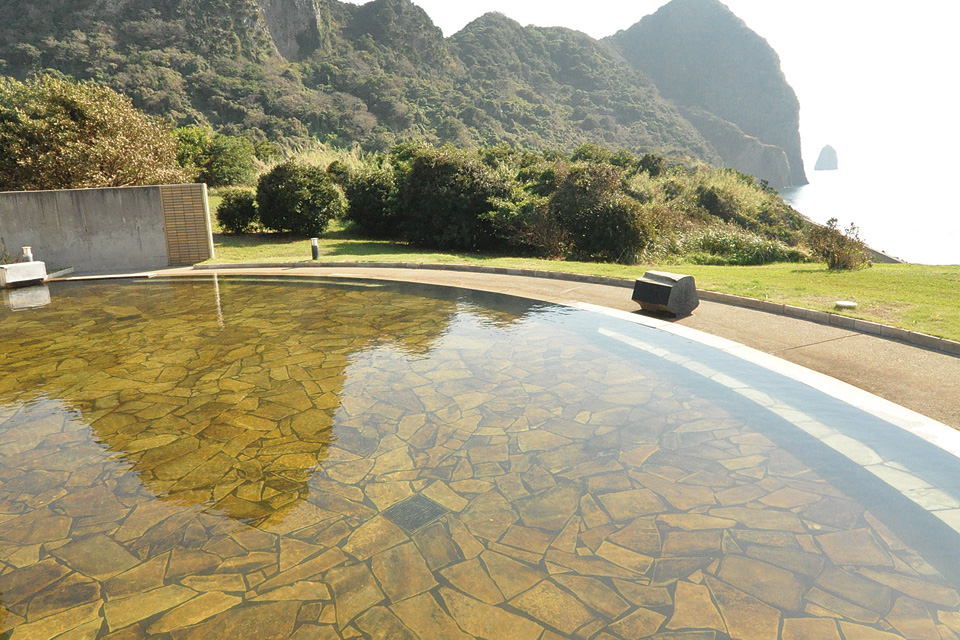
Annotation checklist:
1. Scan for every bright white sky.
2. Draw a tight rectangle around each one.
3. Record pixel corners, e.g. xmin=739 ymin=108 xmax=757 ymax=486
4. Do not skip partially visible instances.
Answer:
xmin=346 ymin=0 xmax=960 ymax=172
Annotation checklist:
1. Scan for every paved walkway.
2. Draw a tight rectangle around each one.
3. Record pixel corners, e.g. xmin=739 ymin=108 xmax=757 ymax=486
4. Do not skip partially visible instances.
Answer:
xmin=72 ymin=264 xmax=960 ymax=430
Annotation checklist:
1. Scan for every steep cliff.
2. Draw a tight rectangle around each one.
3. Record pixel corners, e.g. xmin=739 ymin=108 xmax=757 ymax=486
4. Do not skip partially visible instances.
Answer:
xmin=256 ymin=0 xmax=334 ymax=60
xmin=680 ymin=107 xmax=791 ymax=187
xmin=345 ymin=0 xmax=451 ymax=71
xmin=606 ymin=0 xmax=807 ymax=187
xmin=0 ymin=0 xmax=276 ymax=63
xmin=448 ymin=13 xmax=719 ymax=160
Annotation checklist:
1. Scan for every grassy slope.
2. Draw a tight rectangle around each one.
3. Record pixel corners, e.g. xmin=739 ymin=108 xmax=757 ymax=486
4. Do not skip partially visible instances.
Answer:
xmin=205 ymin=223 xmax=960 ymax=342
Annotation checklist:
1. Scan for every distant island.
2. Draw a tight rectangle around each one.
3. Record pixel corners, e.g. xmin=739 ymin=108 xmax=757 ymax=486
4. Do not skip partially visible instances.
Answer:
xmin=0 ymin=0 xmax=808 ymax=187
xmin=815 ymin=145 xmax=839 ymax=171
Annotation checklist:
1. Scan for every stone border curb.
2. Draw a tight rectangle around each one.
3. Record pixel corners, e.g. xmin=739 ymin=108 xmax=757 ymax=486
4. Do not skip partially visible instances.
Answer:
xmin=194 ymin=261 xmax=960 ymax=358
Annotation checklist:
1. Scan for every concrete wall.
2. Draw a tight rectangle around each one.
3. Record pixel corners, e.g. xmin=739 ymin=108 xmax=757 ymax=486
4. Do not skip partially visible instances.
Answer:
xmin=0 ymin=184 xmax=213 ymax=274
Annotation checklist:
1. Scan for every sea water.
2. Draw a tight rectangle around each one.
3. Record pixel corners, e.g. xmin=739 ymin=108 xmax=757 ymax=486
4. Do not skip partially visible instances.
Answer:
xmin=781 ymin=163 xmax=959 ymax=266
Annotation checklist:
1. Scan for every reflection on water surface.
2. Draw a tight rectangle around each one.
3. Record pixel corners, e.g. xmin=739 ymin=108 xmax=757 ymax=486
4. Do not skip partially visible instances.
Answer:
xmin=1 ymin=276 xmax=958 ymax=639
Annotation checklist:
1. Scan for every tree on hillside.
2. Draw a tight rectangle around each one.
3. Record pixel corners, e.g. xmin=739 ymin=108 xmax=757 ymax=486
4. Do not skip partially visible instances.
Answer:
xmin=0 ymin=75 xmax=193 ymax=191
xmin=174 ymin=125 xmax=258 ymax=187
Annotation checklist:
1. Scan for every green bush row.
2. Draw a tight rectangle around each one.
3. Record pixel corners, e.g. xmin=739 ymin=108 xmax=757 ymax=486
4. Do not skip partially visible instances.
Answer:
xmin=219 ymin=142 xmax=855 ymax=268
xmin=330 ymin=142 xmax=811 ymax=265
xmin=322 ymin=144 xmax=669 ymax=263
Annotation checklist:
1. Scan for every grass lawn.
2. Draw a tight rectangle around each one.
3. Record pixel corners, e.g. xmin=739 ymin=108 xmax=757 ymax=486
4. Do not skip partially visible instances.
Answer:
xmin=203 ymin=221 xmax=960 ymax=342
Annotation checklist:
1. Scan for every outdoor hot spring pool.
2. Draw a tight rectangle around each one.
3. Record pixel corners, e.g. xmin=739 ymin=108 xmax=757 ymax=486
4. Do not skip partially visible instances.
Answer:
xmin=2 ymin=275 xmax=960 ymax=640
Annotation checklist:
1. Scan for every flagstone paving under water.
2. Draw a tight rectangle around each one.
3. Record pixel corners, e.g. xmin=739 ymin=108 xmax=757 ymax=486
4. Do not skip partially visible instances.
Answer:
xmin=2 ymin=276 xmax=960 ymax=640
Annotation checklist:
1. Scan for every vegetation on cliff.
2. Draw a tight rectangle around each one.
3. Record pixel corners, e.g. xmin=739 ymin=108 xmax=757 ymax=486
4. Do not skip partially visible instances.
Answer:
xmin=605 ymin=0 xmax=807 ymax=187
xmin=0 ymin=74 xmax=860 ymax=271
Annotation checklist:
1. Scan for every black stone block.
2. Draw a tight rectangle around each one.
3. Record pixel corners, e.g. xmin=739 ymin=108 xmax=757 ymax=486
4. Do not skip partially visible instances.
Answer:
xmin=632 ymin=270 xmax=699 ymax=317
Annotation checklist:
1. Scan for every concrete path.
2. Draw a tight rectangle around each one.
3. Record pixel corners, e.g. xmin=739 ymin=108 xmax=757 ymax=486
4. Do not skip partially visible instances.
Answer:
xmin=77 ymin=264 xmax=960 ymax=431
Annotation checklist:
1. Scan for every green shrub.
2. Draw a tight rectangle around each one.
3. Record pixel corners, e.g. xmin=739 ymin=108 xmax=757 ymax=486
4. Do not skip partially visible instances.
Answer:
xmin=397 ymin=146 xmax=509 ymax=251
xmin=216 ymin=188 xmax=258 ymax=234
xmin=485 ymin=190 xmax=564 ymax=258
xmin=175 ymin=126 xmax=257 ymax=187
xmin=550 ymin=164 xmax=654 ymax=263
xmin=479 ymin=143 xmax=526 ymax=171
xmin=201 ymin=134 xmax=257 ymax=187
xmin=343 ymin=162 xmax=400 ymax=239
xmin=567 ymin=193 xmax=653 ymax=263
xmin=256 ymin=162 xmax=345 ymax=236
xmin=680 ymin=225 xmax=806 ymax=265
xmin=326 ymin=160 xmax=351 ymax=186
xmin=689 ymin=170 xmax=805 ymax=245
xmin=570 ymin=142 xmax=613 ymax=165
xmin=808 ymin=218 xmax=870 ymax=270
xmin=389 ymin=141 xmax=432 ymax=168
xmin=517 ymin=159 xmax=569 ymax=198
xmin=610 ymin=150 xmax=640 ymax=170
xmin=175 ymin=126 xmax=211 ymax=170
xmin=638 ymin=153 xmax=667 ymax=178
xmin=696 ymin=185 xmax=739 ymax=224
xmin=253 ymin=140 xmax=281 ymax=163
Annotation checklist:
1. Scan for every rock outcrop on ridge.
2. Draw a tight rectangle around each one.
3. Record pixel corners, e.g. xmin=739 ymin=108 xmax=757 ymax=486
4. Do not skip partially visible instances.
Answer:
xmin=606 ymin=0 xmax=807 ymax=187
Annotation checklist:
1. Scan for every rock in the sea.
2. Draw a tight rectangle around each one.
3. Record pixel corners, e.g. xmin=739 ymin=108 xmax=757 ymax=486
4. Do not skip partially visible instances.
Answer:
xmin=815 ymin=145 xmax=839 ymax=171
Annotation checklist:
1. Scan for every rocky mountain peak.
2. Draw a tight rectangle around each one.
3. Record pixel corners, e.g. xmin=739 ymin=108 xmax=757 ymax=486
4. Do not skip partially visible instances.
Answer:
xmin=605 ymin=0 xmax=807 ymax=187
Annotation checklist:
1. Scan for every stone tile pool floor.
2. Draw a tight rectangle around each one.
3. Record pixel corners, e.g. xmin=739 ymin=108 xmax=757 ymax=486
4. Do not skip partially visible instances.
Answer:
xmin=2 ymin=276 xmax=960 ymax=640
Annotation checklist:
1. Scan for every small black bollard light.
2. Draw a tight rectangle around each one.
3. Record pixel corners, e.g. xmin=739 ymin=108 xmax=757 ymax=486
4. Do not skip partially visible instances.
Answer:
xmin=310 ymin=238 xmax=319 ymax=260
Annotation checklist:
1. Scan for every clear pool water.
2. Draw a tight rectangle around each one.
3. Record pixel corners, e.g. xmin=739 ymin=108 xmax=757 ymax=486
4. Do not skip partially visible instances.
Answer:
xmin=2 ymin=276 xmax=959 ymax=639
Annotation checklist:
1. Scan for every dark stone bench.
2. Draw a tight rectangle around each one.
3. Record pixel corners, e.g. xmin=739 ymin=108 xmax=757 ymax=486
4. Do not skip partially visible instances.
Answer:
xmin=632 ymin=270 xmax=699 ymax=317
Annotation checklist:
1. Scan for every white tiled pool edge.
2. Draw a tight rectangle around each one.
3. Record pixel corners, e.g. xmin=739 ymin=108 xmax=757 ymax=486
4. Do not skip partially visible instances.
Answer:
xmin=577 ymin=302 xmax=960 ymax=534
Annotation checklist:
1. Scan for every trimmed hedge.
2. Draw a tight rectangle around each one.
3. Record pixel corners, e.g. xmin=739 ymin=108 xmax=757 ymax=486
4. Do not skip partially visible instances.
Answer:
xmin=257 ymin=162 xmax=345 ymax=236
xmin=216 ymin=188 xmax=258 ymax=234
